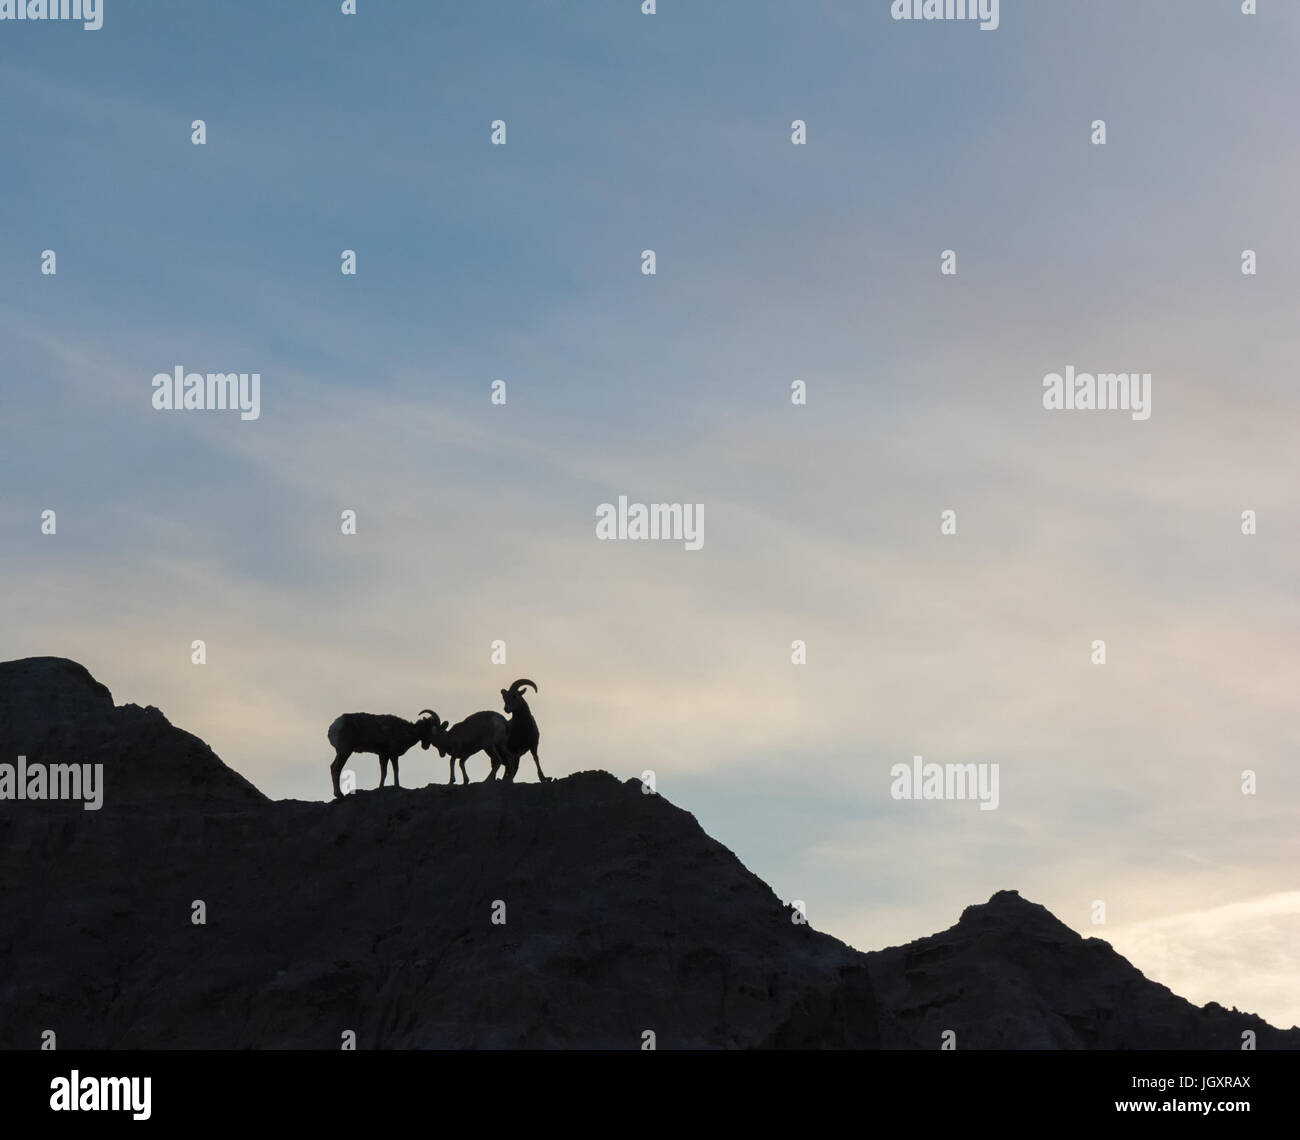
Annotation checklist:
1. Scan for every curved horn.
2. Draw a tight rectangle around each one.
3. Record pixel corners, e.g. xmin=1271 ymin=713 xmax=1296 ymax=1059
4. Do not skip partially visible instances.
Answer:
xmin=418 ymin=709 xmax=437 ymax=719
xmin=509 ymin=679 xmax=537 ymax=694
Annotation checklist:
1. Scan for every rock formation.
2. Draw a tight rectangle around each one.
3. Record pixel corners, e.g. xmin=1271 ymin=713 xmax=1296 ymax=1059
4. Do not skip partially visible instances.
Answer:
xmin=0 ymin=657 xmax=1293 ymax=1049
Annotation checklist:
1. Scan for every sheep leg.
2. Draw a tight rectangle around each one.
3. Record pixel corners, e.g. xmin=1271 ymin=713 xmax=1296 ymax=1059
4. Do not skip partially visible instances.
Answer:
xmin=458 ymin=756 xmax=470 ymax=785
xmin=330 ymin=749 xmax=353 ymax=799
xmin=378 ymin=754 xmax=390 ymax=788
xmin=392 ymin=754 xmax=401 ymax=787
xmin=448 ymin=754 xmax=456 ymax=784
xmin=485 ymin=754 xmax=499 ymax=781
xmin=530 ymin=749 xmax=547 ymax=782
xmin=497 ymin=746 xmax=518 ymax=784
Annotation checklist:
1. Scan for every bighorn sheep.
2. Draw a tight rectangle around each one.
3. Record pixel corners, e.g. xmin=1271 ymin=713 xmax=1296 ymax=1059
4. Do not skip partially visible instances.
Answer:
xmin=328 ymin=710 xmax=437 ymax=799
xmin=424 ymin=710 xmax=518 ymax=785
xmin=501 ymin=678 xmax=547 ymax=782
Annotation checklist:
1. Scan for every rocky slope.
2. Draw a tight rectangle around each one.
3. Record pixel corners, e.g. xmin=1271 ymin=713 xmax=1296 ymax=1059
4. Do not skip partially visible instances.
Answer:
xmin=0 ymin=656 xmax=264 ymax=810
xmin=865 ymin=891 xmax=1290 ymax=1048
xmin=0 ymin=657 xmax=1293 ymax=1049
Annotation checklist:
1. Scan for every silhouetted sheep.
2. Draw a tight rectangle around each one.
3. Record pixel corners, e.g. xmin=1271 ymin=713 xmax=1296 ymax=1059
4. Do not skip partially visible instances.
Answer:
xmin=425 ymin=710 xmax=517 ymax=785
xmin=502 ymin=678 xmax=547 ymax=782
xmin=328 ymin=710 xmax=437 ymax=799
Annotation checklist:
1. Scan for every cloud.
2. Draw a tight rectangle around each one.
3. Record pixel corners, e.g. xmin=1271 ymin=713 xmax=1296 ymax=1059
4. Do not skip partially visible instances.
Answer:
xmin=1106 ymin=894 xmax=1300 ymax=1030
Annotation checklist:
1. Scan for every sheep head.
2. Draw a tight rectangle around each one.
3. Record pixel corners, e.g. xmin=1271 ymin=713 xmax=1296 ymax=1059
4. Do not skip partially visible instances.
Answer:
xmin=421 ymin=711 xmax=452 ymax=755
xmin=417 ymin=709 xmax=440 ymax=750
xmin=501 ymin=679 xmax=538 ymax=713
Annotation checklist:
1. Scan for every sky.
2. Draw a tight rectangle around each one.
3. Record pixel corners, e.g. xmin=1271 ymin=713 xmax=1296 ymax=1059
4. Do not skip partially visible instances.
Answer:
xmin=1 ymin=0 xmax=1297 ymax=1030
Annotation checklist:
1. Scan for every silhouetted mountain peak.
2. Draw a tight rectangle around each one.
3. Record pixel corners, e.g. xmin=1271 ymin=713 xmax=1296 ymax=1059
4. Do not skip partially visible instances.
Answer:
xmin=0 ymin=656 xmax=114 ymax=711
xmin=0 ymin=659 xmax=1294 ymax=1049
xmin=957 ymin=889 xmax=1073 ymax=935
xmin=0 ymin=656 xmax=264 ymax=809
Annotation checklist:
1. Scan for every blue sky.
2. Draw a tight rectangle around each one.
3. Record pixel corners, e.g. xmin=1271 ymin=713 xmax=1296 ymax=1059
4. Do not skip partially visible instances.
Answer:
xmin=2 ymin=0 xmax=1298 ymax=1029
